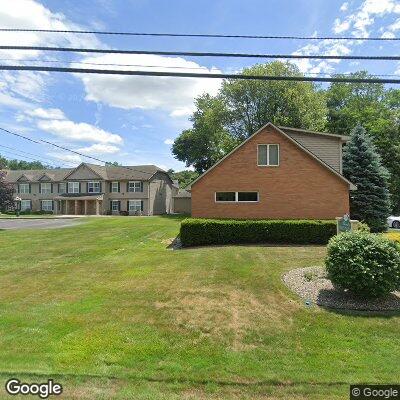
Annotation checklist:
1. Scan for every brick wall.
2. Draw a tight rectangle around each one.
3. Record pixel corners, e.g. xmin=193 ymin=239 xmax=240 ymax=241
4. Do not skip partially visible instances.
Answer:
xmin=191 ymin=126 xmax=350 ymax=219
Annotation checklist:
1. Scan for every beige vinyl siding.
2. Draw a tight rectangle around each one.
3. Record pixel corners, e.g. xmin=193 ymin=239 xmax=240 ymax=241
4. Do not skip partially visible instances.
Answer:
xmin=149 ymin=172 xmax=173 ymax=215
xmin=284 ymin=131 xmax=343 ymax=173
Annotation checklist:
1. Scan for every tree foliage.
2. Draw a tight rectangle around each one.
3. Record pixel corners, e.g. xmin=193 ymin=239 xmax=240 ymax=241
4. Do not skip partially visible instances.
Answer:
xmin=0 ymin=155 xmax=50 ymax=170
xmin=343 ymin=125 xmax=391 ymax=232
xmin=167 ymin=169 xmax=199 ymax=188
xmin=0 ymin=171 xmax=14 ymax=212
xmin=326 ymin=72 xmax=400 ymax=213
xmin=172 ymin=94 xmax=237 ymax=173
xmin=221 ymin=62 xmax=327 ymax=140
xmin=172 ymin=62 xmax=327 ymax=172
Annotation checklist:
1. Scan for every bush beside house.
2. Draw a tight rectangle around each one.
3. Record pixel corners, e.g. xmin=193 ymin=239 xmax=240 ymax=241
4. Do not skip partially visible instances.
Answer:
xmin=180 ymin=218 xmax=336 ymax=246
xmin=326 ymin=232 xmax=400 ymax=298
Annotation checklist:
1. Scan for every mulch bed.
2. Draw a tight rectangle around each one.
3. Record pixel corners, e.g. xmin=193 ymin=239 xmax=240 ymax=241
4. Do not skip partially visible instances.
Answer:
xmin=283 ymin=266 xmax=400 ymax=311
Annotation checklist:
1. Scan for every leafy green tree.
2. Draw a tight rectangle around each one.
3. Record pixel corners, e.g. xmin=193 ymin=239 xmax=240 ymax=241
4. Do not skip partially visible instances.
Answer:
xmin=172 ymin=94 xmax=237 ymax=173
xmin=221 ymin=62 xmax=327 ymax=140
xmin=0 ymin=156 xmax=50 ymax=170
xmin=167 ymin=169 xmax=199 ymax=188
xmin=343 ymin=125 xmax=391 ymax=232
xmin=326 ymin=73 xmax=400 ymax=213
xmin=172 ymin=62 xmax=327 ymax=171
xmin=0 ymin=171 xmax=14 ymax=212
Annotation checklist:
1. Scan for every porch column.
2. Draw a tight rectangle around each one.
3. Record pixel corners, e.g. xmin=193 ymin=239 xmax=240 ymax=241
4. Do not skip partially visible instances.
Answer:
xmin=74 ymin=200 xmax=78 ymax=215
xmin=53 ymin=200 xmax=58 ymax=215
xmin=95 ymin=200 xmax=100 ymax=215
xmin=84 ymin=200 xmax=88 ymax=215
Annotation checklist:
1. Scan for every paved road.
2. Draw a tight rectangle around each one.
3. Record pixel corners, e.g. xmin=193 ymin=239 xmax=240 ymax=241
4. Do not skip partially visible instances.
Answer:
xmin=0 ymin=218 xmax=80 ymax=230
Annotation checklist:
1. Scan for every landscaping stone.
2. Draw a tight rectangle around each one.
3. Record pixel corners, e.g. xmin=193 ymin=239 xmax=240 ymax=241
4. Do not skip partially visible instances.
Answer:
xmin=283 ymin=266 xmax=400 ymax=311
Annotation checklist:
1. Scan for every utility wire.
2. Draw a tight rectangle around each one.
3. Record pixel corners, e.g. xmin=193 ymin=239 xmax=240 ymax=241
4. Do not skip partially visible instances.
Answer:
xmin=0 ymin=127 xmax=157 ymax=176
xmin=1 ymin=65 xmax=400 ymax=84
xmin=0 ymin=28 xmax=398 ymax=41
xmin=1 ymin=58 xmax=399 ymax=78
xmin=0 ymin=148 xmax=61 ymax=168
xmin=0 ymin=45 xmax=399 ymax=60
xmin=0 ymin=143 xmax=76 ymax=167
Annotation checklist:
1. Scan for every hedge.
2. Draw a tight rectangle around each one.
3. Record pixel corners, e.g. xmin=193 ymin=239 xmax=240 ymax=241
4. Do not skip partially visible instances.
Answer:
xmin=180 ymin=218 xmax=337 ymax=246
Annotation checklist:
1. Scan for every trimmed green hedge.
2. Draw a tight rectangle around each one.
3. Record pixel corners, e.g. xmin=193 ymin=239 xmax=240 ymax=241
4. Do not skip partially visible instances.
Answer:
xmin=180 ymin=218 xmax=337 ymax=246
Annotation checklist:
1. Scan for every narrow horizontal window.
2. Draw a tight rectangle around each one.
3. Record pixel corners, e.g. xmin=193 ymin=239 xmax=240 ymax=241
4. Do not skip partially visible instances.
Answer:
xmin=238 ymin=192 xmax=258 ymax=202
xmin=216 ymin=192 xmax=236 ymax=202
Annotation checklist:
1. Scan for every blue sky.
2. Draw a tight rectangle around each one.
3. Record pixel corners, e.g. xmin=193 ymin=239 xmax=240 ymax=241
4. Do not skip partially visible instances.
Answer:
xmin=0 ymin=0 xmax=399 ymax=171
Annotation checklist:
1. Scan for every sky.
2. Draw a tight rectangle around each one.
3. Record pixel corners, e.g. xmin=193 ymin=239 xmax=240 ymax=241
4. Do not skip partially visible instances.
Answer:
xmin=0 ymin=0 xmax=399 ymax=171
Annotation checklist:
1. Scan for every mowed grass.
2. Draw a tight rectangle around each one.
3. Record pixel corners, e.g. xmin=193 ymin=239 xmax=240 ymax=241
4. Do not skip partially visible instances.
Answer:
xmin=0 ymin=216 xmax=399 ymax=399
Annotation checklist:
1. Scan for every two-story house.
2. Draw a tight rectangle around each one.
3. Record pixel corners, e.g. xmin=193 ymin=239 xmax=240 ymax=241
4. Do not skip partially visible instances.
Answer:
xmin=4 ymin=163 xmax=175 ymax=215
xmin=188 ymin=122 xmax=356 ymax=219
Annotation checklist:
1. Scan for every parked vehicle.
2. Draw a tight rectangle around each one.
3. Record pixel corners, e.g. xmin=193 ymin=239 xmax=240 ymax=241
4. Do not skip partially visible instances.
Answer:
xmin=387 ymin=216 xmax=400 ymax=229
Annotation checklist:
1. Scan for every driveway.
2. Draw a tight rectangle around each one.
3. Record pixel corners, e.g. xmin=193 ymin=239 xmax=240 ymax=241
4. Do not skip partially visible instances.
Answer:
xmin=0 ymin=218 xmax=81 ymax=230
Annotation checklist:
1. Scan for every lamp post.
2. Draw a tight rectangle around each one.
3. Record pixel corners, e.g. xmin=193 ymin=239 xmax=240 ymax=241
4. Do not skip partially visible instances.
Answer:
xmin=14 ymin=196 xmax=21 ymax=217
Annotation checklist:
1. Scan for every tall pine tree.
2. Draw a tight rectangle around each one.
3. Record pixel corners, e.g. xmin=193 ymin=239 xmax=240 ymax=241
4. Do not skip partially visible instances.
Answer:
xmin=343 ymin=125 xmax=391 ymax=232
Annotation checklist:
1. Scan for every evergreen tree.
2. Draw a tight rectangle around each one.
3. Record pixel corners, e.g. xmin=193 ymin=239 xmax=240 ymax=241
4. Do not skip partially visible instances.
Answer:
xmin=343 ymin=125 xmax=391 ymax=232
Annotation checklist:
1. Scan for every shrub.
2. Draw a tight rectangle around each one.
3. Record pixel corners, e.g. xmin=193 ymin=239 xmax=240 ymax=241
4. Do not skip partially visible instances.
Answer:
xmin=180 ymin=218 xmax=337 ymax=247
xmin=326 ymin=232 xmax=400 ymax=298
xmin=119 ymin=211 xmax=129 ymax=216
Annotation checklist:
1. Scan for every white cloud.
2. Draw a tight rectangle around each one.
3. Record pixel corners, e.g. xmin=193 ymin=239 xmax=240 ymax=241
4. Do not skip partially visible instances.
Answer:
xmin=37 ymin=119 xmax=123 ymax=144
xmin=26 ymin=107 xmax=66 ymax=120
xmin=333 ymin=0 xmax=400 ymax=38
xmin=77 ymin=54 xmax=222 ymax=117
xmin=340 ymin=2 xmax=349 ymax=12
xmin=164 ymin=139 xmax=174 ymax=145
xmin=333 ymin=18 xmax=351 ymax=33
xmin=47 ymin=152 xmax=82 ymax=165
xmin=78 ymin=143 xmax=120 ymax=154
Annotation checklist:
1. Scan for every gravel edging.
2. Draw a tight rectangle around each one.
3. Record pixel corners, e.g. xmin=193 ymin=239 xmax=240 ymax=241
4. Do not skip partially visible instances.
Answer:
xmin=283 ymin=266 xmax=400 ymax=311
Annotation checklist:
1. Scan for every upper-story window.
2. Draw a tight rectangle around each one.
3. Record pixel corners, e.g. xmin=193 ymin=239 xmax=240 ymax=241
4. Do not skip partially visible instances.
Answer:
xmin=258 ymin=144 xmax=279 ymax=166
xmin=18 ymin=183 xmax=30 ymax=194
xmin=128 ymin=181 xmax=143 ymax=192
xmin=58 ymin=182 xmax=67 ymax=194
xmin=40 ymin=182 xmax=52 ymax=194
xmin=88 ymin=181 xmax=100 ymax=193
xmin=111 ymin=181 xmax=119 ymax=193
xmin=68 ymin=182 xmax=79 ymax=193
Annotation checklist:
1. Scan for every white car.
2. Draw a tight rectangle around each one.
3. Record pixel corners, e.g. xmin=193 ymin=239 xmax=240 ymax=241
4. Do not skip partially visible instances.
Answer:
xmin=387 ymin=216 xmax=400 ymax=229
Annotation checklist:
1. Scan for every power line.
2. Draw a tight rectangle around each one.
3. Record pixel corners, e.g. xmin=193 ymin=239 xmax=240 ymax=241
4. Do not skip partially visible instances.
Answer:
xmin=1 ymin=58 xmax=399 ymax=78
xmin=0 ymin=45 xmax=399 ymax=61
xmin=0 ymin=148 xmax=60 ymax=167
xmin=0 ymin=28 xmax=398 ymax=41
xmin=1 ymin=65 xmax=400 ymax=84
xmin=0 ymin=126 xmax=156 ymax=176
xmin=0 ymin=143 xmax=76 ymax=168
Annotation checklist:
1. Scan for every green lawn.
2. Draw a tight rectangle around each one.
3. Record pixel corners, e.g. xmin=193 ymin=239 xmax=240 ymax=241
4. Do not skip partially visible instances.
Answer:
xmin=0 ymin=216 xmax=398 ymax=399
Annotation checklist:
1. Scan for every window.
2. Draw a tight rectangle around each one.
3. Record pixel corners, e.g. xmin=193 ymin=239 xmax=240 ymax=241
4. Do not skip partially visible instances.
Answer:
xmin=41 ymin=200 xmax=53 ymax=211
xmin=68 ymin=182 xmax=79 ymax=193
xmin=111 ymin=200 xmax=120 ymax=211
xmin=58 ymin=182 xmax=66 ymax=194
xmin=128 ymin=181 xmax=142 ymax=192
xmin=128 ymin=200 xmax=142 ymax=212
xmin=216 ymin=192 xmax=236 ymax=202
xmin=20 ymin=200 xmax=31 ymax=211
xmin=216 ymin=192 xmax=259 ymax=202
xmin=88 ymin=181 xmax=100 ymax=193
xmin=111 ymin=181 xmax=119 ymax=193
xmin=258 ymin=144 xmax=279 ymax=166
xmin=238 ymin=192 xmax=258 ymax=202
xmin=40 ymin=182 xmax=52 ymax=194
xmin=19 ymin=183 xmax=30 ymax=194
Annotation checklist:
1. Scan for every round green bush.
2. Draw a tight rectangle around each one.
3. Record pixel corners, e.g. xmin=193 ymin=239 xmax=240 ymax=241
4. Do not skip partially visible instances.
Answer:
xmin=325 ymin=232 xmax=400 ymax=298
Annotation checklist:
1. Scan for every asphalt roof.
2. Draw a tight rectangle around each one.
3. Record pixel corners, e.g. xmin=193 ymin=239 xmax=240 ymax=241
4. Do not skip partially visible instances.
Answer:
xmin=3 ymin=163 xmax=166 ymax=182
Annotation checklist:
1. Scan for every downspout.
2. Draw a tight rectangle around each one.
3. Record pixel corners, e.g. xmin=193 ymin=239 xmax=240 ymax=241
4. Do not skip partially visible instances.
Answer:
xmin=147 ymin=179 xmax=151 ymax=216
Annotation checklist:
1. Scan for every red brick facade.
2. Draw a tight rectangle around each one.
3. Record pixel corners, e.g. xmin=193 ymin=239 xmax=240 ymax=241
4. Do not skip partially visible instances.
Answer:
xmin=191 ymin=125 xmax=350 ymax=219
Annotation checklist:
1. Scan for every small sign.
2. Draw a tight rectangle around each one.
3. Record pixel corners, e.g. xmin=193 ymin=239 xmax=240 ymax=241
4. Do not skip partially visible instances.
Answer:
xmin=337 ymin=213 xmax=352 ymax=234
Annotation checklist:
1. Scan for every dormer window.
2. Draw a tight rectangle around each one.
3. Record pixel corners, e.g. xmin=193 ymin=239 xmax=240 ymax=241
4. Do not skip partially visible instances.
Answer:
xmin=258 ymin=144 xmax=279 ymax=166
